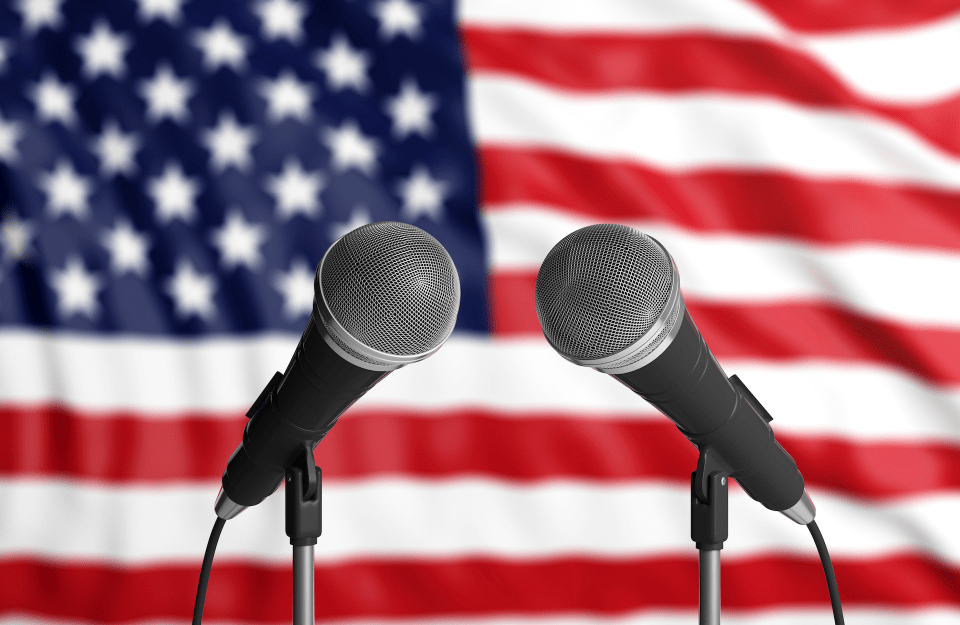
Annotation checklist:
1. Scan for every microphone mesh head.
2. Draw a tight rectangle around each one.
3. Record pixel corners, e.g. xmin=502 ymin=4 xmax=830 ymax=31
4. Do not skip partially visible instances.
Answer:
xmin=535 ymin=224 xmax=674 ymax=361
xmin=319 ymin=222 xmax=460 ymax=357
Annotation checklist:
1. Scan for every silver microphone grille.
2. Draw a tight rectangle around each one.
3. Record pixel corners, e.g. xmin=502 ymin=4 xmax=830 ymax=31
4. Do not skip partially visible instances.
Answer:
xmin=534 ymin=224 xmax=676 ymax=362
xmin=317 ymin=222 xmax=460 ymax=365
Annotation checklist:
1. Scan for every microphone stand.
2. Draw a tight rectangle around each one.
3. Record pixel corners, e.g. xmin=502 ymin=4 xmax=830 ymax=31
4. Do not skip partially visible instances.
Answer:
xmin=286 ymin=445 xmax=322 ymax=625
xmin=691 ymin=451 xmax=729 ymax=625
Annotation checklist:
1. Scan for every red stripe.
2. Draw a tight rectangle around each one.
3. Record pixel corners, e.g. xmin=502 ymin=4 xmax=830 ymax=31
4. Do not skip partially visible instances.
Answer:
xmin=478 ymin=146 xmax=960 ymax=251
xmin=0 ymin=406 xmax=243 ymax=484
xmin=748 ymin=0 xmax=960 ymax=32
xmin=2 ymin=405 xmax=958 ymax=498
xmin=490 ymin=270 xmax=960 ymax=386
xmin=2 ymin=555 xmax=956 ymax=621
xmin=326 ymin=414 xmax=960 ymax=499
xmin=463 ymin=29 xmax=960 ymax=157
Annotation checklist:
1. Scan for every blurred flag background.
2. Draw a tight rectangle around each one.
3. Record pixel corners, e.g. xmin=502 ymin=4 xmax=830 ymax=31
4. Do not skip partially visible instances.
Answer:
xmin=1 ymin=0 xmax=958 ymax=624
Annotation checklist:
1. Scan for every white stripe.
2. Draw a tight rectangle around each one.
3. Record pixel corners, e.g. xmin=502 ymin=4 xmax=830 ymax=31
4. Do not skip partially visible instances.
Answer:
xmin=485 ymin=206 xmax=960 ymax=328
xmin=375 ymin=343 xmax=960 ymax=445
xmin=304 ymin=613 xmax=960 ymax=625
xmin=4 ymin=611 xmax=960 ymax=625
xmin=458 ymin=0 xmax=786 ymax=38
xmin=470 ymin=75 xmax=960 ymax=191
xmin=0 ymin=330 xmax=295 ymax=414
xmin=0 ymin=478 xmax=955 ymax=563
xmin=460 ymin=0 xmax=960 ymax=103
xmin=0 ymin=331 xmax=959 ymax=443
xmin=802 ymin=13 xmax=960 ymax=102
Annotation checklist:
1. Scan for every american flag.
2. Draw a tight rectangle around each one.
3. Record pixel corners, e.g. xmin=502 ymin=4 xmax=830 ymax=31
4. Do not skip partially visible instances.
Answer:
xmin=0 ymin=0 xmax=957 ymax=623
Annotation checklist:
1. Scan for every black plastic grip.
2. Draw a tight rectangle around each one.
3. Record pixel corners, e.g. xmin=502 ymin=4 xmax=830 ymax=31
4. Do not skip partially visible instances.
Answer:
xmin=615 ymin=311 xmax=805 ymax=512
xmin=221 ymin=314 xmax=390 ymax=507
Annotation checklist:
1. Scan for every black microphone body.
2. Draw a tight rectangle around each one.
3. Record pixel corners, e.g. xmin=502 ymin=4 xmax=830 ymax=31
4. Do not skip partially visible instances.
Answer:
xmin=221 ymin=314 xmax=390 ymax=507
xmin=534 ymin=223 xmax=814 ymax=523
xmin=215 ymin=222 xmax=461 ymax=519
xmin=614 ymin=310 xmax=804 ymax=512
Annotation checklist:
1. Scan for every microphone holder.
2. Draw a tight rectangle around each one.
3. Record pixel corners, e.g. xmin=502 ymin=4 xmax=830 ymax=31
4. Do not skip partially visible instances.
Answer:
xmin=286 ymin=443 xmax=322 ymax=625
xmin=691 ymin=448 xmax=729 ymax=625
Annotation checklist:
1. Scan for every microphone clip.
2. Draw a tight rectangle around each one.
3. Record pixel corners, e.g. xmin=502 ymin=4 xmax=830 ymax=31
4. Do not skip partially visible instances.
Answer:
xmin=694 ymin=446 xmax=730 ymax=505
xmin=285 ymin=442 xmax=322 ymax=546
xmin=691 ymin=447 xmax=730 ymax=551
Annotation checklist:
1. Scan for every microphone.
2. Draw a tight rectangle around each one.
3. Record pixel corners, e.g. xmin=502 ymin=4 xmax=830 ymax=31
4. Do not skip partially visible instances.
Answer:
xmin=215 ymin=221 xmax=461 ymax=520
xmin=534 ymin=224 xmax=815 ymax=525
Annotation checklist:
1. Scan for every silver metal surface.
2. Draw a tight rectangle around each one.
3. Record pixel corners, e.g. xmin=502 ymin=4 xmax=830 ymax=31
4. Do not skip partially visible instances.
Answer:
xmin=314 ymin=221 xmax=460 ymax=371
xmin=292 ymin=545 xmax=315 ymax=625
xmin=534 ymin=224 xmax=684 ymax=373
xmin=214 ymin=489 xmax=246 ymax=520
xmin=592 ymin=287 xmax=684 ymax=374
xmin=699 ymin=549 xmax=721 ymax=625
xmin=780 ymin=490 xmax=817 ymax=525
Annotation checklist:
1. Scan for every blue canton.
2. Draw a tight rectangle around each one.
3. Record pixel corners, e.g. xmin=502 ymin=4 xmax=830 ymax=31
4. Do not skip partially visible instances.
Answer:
xmin=0 ymin=0 xmax=487 ymax=335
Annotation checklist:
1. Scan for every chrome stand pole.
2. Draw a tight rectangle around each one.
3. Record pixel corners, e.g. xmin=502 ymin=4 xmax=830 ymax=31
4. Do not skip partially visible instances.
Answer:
xmin=699 ymin=548 xmax=721 ymax=625
xmin=292 ymin=545 xmax=315 ymax=625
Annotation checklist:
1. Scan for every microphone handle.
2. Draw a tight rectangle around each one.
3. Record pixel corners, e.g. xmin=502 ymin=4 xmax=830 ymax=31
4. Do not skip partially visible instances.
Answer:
xmin=222 ymin=313 xmax=390 ymax=507
xmin=613 ymin=310 xmax=805 ymax=512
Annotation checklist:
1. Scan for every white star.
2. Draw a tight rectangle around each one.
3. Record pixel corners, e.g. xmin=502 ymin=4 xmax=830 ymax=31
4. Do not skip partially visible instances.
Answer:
xmin=385 ymin=77 xmax=437 ymax=139
xmin=147 ymin=162 xmax=201 ymax=223
xmin=165 ymin=259 xmax=217 ymax=320
xmin=252 ymin=0 xmax=308 ymax=44
xmin=0 ymin=40 xmax=10 ymax=74
xmin=265 ymin=158 xmax=325 ymax=219
xmin=328 ymin=206 xmax=371 ymax=241
xmin=0 ymin=113 xmax=24 ymax=163
xmin=257 ymin=70 xmax=315 ymax=123
xmin=138 ymin=63 xmax=195 ymax=124
xmin=210 ymin=209 xmax=268 ymax=269
xmin=274 ymin=258 xmax=315 ymax=319
xmin=50 ymin=257 xmax=102 ymax=320
xmin=74 ymin=19 xmax=131 ymax=80
xmin=1 ymin=212 xmax=34 ymax=262
xmin=15 ymin=0 xmax=64 ymax=33
xmin=192 ymin=19 xmax=250 ymax=72
xmin=91 ymin=120 xmax=140 ymax=177
xmin=201 ymin=112 xmax=258 ymax=172
xmin=29 ymin=73 xmax=78 ymax=127
xmin=137 ymin=0 xmax=186 ymax=24
xmin=37 ymin=160 xmax=93 ymax=220
xmin=101 ymin=219 xmax=150 ymax=276
xmin=314 ymin=33 xmax=371 ymax=93
xmin=398 ymin=165 xmax=447 ymax=221
xmin=371 ymin=0 xmax=423 ymax=41
xmin=322 ymin=120 xmax=379 ymax=176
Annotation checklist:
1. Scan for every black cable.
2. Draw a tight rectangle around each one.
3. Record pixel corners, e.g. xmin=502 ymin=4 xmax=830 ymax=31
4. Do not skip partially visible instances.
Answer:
xmin=193 ymin=516 xmax=226 ymax=625
xmin=808 ymin=519 xmax=844 ymax=625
